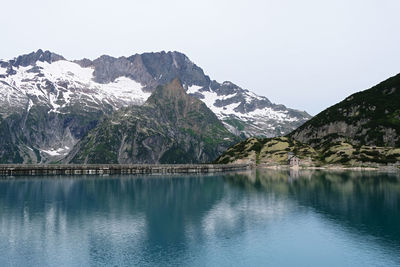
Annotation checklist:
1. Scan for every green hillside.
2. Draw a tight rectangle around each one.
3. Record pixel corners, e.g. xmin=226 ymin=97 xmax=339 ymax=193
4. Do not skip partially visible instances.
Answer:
xmin=216 ymin=74 xmax=400 ymax=167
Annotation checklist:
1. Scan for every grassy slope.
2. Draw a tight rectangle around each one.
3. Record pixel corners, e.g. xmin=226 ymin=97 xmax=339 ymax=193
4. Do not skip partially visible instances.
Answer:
xmin=290 ymin=73 xmax=400 ymax=147
xmin=215 ymin=137 xmax=400 ymax=166
xmin=216 ymin=74 xmax=400 ymax=166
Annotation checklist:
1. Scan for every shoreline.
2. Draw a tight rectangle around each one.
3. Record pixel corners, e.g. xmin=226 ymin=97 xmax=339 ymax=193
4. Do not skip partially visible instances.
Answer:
xmin=0 ymin=164 xmax=250 ymax=176
xmin=1 ymin=163 xmax=398 ymax=177
xmin=256 ymin=164 xmax=400 ymax=172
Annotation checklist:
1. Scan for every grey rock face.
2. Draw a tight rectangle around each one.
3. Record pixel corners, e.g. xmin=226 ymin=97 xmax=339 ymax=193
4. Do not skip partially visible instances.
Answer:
xmin=0 ymin=103 xmax=101 ymax=163
xmin=11 ymin=49 xmax=65 ymax=68
xmin=77 ymin=51 xmax=211 ymax=91
xmin=139 ymin=51 xmax=210 ymax=88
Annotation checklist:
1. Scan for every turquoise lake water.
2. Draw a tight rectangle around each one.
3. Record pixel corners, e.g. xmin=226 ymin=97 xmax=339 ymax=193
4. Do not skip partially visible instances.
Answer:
xmin=0 ymin=169 xmax=400 ymax=266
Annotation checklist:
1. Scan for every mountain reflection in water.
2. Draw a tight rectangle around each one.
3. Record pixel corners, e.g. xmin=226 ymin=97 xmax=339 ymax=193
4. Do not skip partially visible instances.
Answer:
xmin=225 ymin=169 xmax=400 ymax=247
xmin=0 ymin=170 xmax=399 ymax=266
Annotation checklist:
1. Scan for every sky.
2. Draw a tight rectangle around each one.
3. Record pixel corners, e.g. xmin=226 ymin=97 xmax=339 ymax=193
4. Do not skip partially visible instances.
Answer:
xmin=1 ymin=0 xmax=400 ymax=115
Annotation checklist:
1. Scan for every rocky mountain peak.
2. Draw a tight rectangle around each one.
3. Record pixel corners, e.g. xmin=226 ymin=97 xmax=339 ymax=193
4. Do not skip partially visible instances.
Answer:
xmin=66 ymin=76 xmax=237 ymax=164
xmin=147 ymin=78 xmax=186 ymax=101
xmin=11 ymin=49 xmax=64 ymax=67
xmin=145 ymin=78 xmax=209 ymax=122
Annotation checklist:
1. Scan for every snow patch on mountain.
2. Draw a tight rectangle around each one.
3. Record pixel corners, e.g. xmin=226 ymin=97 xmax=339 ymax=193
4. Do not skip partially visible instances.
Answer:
xmin=100 ymin=77 xmax=150 ymax=104
xmin=187 ymin=85 xmax=203 ymax=94
xmin=37 ymin=60 xmax=150 ymax=107
xmin=187 ymin=85 xmax=299 ymax=122
xmin=0 ymin=60 xmax=150 ymax=115
xmin=27 ymin=99 xmax=34 ymax=113
xmin=200 ymin=90 xmax=238 ymax=108
xmin=0 ymin=66 xmax=7 ymax=75
xmin=37 ymin=60 xmax=93 ymax=83
xmin=41 ymin=146 xmax=70 ymax=156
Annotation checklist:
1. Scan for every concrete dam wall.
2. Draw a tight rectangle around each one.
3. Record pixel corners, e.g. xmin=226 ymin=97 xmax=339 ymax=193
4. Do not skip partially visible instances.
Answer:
xmin=0 ymin=164 xmax=251 ymax=176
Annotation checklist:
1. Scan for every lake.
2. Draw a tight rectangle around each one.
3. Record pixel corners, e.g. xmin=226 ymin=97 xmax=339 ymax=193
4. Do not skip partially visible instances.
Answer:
xmin=0 ymin=169 xmax=399 ymax=266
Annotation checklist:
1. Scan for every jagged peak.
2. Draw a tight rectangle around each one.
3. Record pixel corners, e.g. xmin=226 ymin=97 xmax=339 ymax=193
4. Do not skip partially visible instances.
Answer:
xmin=96 ymin=54 xmax=120 ymax=61
xmin=222 ymin=81 xmax=239 ymax=87
xmin=73 ymin=58 xmax=93 ymax=68
xmin=11 ymin=49 xmax=65 ymax=67
xmin=144 ymin=78 xmax=212 ymax=115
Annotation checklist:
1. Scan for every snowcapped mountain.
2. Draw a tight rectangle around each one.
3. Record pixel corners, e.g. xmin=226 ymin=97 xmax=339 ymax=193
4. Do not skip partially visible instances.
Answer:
xmin=0 ymin=49 xmax=311 ymax=163
xmin=0 ymin=50 xmax=150 ymax=117
xmin=1 ymin=49 xmax=310 ymax=133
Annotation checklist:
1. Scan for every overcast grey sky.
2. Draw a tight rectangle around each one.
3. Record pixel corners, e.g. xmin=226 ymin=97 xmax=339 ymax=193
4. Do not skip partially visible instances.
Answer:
xmin=2 ymin=0 xmax=400 ymax=115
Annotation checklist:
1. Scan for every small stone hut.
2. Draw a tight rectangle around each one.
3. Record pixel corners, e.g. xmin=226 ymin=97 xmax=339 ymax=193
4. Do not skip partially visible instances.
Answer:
xmin=288 ymin=152 xmax=300 ymax=167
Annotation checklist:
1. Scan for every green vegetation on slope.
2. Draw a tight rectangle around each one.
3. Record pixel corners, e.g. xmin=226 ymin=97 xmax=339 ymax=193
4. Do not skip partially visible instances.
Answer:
xmin=68 ymin=79 xmax=239 ymax=164
xmin=215 ymin=137 xmax=318 ymax=165
xmin=215 ymin=136 xmax=400 ymax=166
xmin=290 ymin=73 xmax=400 ymax=147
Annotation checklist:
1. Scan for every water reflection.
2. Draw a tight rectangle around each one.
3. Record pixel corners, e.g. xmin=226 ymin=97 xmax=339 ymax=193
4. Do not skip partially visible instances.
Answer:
xmin=0 ymin=171 xmax=399 ymax=266
xmin=225 ymin=169 xmax=400 ymax=248
xmin=0 ymin=175 xmax=227 ymax=266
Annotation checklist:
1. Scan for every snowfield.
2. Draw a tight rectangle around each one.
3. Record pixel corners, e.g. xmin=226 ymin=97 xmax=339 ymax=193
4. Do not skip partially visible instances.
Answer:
xmin=186 ymin=84 xmax=300 ymax=124
xmin=0 ymin=60 xmax=150 ymax=114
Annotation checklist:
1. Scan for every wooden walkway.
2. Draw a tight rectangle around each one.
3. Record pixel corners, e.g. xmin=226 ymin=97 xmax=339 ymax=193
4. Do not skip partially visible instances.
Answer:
xmin=0 ymin=164 xmax=250 ymax=176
